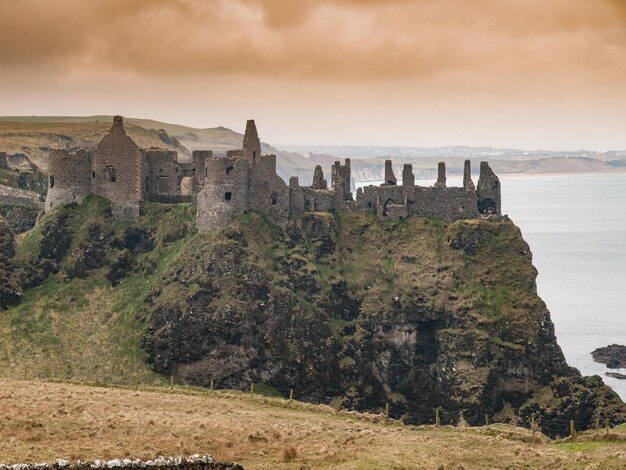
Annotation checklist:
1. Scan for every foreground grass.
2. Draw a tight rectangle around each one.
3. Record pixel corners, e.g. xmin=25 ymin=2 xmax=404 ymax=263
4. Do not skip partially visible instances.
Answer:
xmin=1 ymin=380 xmax=625 ymax=469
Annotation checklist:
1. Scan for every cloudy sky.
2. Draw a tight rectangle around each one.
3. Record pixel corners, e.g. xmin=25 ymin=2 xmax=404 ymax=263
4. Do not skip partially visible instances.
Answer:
xmin=1 ymin=0 xmax=626 ymax=149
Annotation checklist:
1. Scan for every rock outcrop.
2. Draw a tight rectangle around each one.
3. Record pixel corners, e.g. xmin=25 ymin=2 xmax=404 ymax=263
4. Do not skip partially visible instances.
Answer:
xmin=138 ymin=212 xmax=626 ymax=437
xmin=4 ymin=199 xmax=625 ymax=438
xmin=0 ymin=216 xmax=21 ymax=308
xmin=592 ymin=344 xmax=626 ymax=369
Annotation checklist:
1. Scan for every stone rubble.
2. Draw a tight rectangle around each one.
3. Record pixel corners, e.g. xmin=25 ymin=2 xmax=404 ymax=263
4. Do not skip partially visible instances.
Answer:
xmin=0 ymin=456 xmax=242 ymax=470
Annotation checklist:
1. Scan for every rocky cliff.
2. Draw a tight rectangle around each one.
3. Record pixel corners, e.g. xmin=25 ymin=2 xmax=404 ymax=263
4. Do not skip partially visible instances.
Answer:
xmin=2 ymin=198 xmax=625 ymax=438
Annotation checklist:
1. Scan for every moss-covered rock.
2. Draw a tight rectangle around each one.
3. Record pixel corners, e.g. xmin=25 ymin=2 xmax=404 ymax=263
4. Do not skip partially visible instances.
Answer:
xmin=2 ymin=201 xmax=624 ymax=438
xmin=135 ymin=211 xmax=625 ymax=437
xmin=0 ymin=216 xmax=21 ymax=308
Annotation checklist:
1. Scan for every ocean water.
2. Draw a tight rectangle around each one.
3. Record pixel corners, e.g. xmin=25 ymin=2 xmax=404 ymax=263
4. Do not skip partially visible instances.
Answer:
xmin=356 ymin=173 xmax=626 ymax=399
xmin=502 ymin=173 xmax=626 ymax=400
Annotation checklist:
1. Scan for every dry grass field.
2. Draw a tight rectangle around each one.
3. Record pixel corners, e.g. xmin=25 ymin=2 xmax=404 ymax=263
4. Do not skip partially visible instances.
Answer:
xmin=1 ymin=379 xmax=625 ymax=469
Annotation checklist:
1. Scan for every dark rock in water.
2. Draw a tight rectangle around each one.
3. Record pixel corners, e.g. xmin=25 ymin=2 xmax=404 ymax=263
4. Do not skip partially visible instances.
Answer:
xmin=607 ymin=372 xmax=626 ymax=380
xmin=592 ymin=344 xmax=626 ymax=369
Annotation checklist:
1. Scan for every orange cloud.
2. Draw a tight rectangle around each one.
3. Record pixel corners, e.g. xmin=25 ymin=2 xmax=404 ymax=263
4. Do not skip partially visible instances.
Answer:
xmin=1 ymin=0 xmax=626 ymax=149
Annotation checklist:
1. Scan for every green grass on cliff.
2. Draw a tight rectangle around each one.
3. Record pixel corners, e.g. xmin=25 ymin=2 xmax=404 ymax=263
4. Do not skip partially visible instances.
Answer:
xmin=1 ymin=198 xmax=542 ymax=392
xmin=0 ymin=197 xmax=197 ymax=384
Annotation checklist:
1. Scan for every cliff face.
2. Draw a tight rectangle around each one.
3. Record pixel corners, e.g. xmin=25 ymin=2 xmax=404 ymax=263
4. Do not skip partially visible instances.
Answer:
xmin=3 ymin=200 xmax=625 ymax=438
xmin=138 ymin=211 xmax=625 ymax=436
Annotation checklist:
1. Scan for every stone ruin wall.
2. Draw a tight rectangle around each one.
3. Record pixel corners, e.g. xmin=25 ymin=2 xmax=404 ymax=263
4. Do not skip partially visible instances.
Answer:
xmin=40 ymin=116 xmax=502 ymax=231
xmin=142 ymin=149 xmax=182 ymax=199
xmin=196 ymin=156 xmax=249 ymax=231
xmin=410 ymin=186 xmax=477 ymax=222
xmin=44 ymin=117 xmax=208 ymax=222
xmin=0 ymin=185 xmax=44 ymax=210
xmin=44 ymin=149 xmax=92 ymax=212
xmin=91 ymin=117 xmax=143 ymax=222
xmin=190 ymin=150 xmax=210 ymax=195
xmin=0 ymin=455 xmax=242 ymax=470
xmin=248 ymin=154 xmax=290 ymax=227
xmin=477 ymin=161 xmax=501 ymax=215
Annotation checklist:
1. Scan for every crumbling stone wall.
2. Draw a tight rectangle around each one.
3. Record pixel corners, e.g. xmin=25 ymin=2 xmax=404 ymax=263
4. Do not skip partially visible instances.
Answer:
xmin=383 ymin=160 xmax=397 ymax=185
xmin=91 ymin=116 xmax=143 ymax=221
xmin=142 ymin=149 xmax=181 ymax=199
xmin=190 ymin=150 xmax=210 ymax=194
xmin=196 ymin=156 xmax=249 ymax=231
xmin=242 ymin=119 xmax=261 ymax=164
xmin=411 ymin=186 xmax=477 ymax=222
xmin=0 ymin=455 xmax=242 ymax=470
xmin=0 ymin=185 xmax=44 ymax=209
xmin=39 ymin=116 xmax=502 ymax=231
xmin=377 ymin=195 xmax=408 ymax=221
xmin=331 ymin=159 xmax=353 ymax=200
xmin=45 ymin=149 xmax=91 ymax=212
xmin=248 ymin=154 xmax=290 ymax=227
xmin=477 ymin=161 xmax=501 ymax=215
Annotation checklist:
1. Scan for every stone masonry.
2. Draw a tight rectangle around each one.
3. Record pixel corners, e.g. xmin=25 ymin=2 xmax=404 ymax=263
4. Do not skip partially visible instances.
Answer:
xmin=45 ymin=117 xmax=205 ymax=221
xmin=45 ymin=116 xmax=502 ymax=229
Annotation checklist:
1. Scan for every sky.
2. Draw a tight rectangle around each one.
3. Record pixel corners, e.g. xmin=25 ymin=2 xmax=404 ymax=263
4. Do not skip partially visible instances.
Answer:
xmin=1 ymin=0 xmax=626 ymax=150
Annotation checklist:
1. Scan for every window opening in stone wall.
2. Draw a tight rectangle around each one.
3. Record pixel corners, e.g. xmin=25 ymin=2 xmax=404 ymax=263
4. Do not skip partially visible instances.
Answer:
xmin=49 ymin=175 xmax=55 ymax=188
xmin=92 ymin=171 xmax=95 ymax=178
xmin=271 ymin=192 xmax=278 ymax=205
xmin=206 ymin=167 xmax=208 ymax=177
xmin=226 ymin=166 xmax=234 ymax=176
xmin=158 ymin=175 xmax=169 ymax=193
xmin=105 ymin=166 xmax=116 ymax=183
xmin=382 ymin=199 xmax=395 ymax=217
xmin=225 ymin=192 xmax=232 ymax=201
xmin=253 ymin=151 xmax=256 ymax=163
xmin=180 ymin=176 xmax=192 ymax=196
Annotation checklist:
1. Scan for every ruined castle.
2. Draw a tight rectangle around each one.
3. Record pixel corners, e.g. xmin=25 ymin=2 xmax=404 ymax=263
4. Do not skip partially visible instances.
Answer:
xmin=45 ymin=116 xmax=501 ymax=228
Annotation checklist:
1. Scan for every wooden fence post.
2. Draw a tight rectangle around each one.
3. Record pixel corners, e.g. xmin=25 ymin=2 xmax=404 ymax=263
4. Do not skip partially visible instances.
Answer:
xmin=250 ymin=383 xmax=254 ymax=395
xmin=385 ymin=402 xmax=389 ymax=418
xmin=435 ymin=407 xmax=441 ymax=427
xmin=570 ymin=419 xmax=576 ymax=438
xmin=289 ymin=389 xmax=293 ymax=401
xmin=210 ymin=379 xmax=214 ymax=391
xmin=595 ymin=417 xmax=600 ymax=434
xmin=531 ymin=416 xmax=535 ymax=439
xmin=605 ymin=418 xmax=610 ymax=435
xmin=170 ymin=375 xmax=174 ymax=389
xmin=485 ymin=414 xmax=489 ymax=427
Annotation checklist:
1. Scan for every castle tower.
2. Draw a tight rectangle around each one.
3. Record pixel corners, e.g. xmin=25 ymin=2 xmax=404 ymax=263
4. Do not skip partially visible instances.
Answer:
xmin=311 ymin=165 xmax=327 ymax=189
xmin=463 ymin=159 xmax=475 ymax=192
xmin=477 ymin=161 xmax=501 ymax=215
xmin=196 ymin=156 xmax=249 ymax=231
xmin=402 ymin=163 xmax=415 ymax=202
xmin=44 ymin=149 xmax=92 ymax=212
xmin=435 ymin=162 xmax=446 ymax=188
xmin=402 ymin=164 xmax=414 ymax=187
xmin=91 ymin=116 xmax=143 ymax=221
xmin=243 ymin=119 xmax=262 ymax=165
xmin=331 ymin=159 xmax=352 ymax=201
xmin=384 ymin=160 xmax=397 ymax=185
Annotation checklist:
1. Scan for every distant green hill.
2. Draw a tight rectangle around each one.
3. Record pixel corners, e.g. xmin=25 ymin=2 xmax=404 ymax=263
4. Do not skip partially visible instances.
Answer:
xmin=0 ymin=116 xmax=279 ymax=171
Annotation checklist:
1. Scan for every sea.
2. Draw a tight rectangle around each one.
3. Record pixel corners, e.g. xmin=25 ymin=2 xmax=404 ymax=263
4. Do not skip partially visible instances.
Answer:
xmin=356 ymin=173 xmax=626 ymax=400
